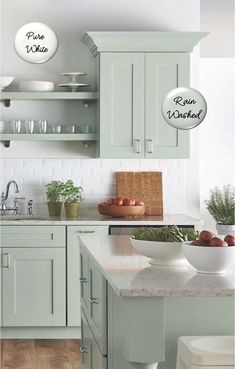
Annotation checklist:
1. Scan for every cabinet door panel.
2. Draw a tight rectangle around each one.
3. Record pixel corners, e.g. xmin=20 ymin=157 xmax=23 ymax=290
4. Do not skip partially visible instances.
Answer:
xmin=81 ymin=309 xmax=107 ymax=369
xmin=89 ymin=261 xmax=107 ymax=354
xmin=80 ymin=243 xmax=90 ymax=316
xmin=100 ymin=53 xmax=145 ymax=158
xmin=2 ymin=247 xmax=65 ymax=326
xmin=68 ymin=226 xmax=108 ymax=327
xmin=145 ymin=53 xmax=190 ymax=158
xmin=81 ymin=309 xmax=92 ymax=369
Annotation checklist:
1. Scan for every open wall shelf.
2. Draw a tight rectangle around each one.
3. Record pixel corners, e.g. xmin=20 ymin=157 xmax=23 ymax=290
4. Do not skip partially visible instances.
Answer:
xmin=0 ymin=133 xmax=97 ymax=147
xmin=0 ymin=92 xmax=99 ymax=107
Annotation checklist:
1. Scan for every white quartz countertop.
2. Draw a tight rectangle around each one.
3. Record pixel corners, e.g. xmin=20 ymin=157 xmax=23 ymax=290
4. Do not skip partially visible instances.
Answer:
xmin=0 ymin=212 xmax=200 ymax=226
xmin=79 ymin=235 xmax=235 ymax=298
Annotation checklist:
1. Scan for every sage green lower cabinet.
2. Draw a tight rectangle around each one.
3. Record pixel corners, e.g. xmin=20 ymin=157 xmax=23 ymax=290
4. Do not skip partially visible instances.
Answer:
xmin=2 ymin=247 xmax=65 ymax=326
xmin=67 ymin=226 xmax=109 ymax=327
xmin=80 ymin=245 xmax=234 ymax=369
xmin=80 ymin=242 xmax=107 ymax=356
xmin=1 ymin=225 xmax=66 ymax=327
xmin=81 ymin=309 xmax=107 ymax=369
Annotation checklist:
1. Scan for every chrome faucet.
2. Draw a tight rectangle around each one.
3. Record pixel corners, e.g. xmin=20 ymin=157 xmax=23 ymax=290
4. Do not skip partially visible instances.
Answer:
xmin=1 ymin=180 xmax=24 ymax=216
xmin=5 ymin=180 xmax=19 ymax=199
xmin=27 ymin=200 xmax=34 ymax=216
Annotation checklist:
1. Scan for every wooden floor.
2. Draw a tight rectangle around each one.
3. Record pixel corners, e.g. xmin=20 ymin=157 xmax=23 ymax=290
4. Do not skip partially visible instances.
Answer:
xmin=0 ymin=339 xmax=81 ymax=369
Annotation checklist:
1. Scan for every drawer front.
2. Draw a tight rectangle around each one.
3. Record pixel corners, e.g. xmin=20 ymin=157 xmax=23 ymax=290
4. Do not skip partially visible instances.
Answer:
xmin=81 ymin=309 xmax=107 ymax=369
xmin=1 ymin=226 xmax=66 ymax=248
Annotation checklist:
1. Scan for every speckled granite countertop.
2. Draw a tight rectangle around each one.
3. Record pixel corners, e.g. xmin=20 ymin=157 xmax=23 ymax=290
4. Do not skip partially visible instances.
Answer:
xmin=79 ymin=235 xmax=235 ymax=297
xmin=0 ymin=212 xmax=201 ymax=226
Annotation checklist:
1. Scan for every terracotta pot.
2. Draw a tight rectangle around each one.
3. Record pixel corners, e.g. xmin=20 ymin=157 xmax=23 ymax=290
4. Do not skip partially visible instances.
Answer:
xmin=47 ymin=202 xmax=63 ymax=217
xmin=64 ymin=202 xmax=80 ymax=218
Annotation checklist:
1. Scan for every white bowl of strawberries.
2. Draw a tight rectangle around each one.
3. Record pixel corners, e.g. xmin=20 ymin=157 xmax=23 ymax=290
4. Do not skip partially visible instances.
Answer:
xmin=98 ymin=197 xmax=145 ymax=218
xmin=182 ymin=230 xmax=235 ymax=274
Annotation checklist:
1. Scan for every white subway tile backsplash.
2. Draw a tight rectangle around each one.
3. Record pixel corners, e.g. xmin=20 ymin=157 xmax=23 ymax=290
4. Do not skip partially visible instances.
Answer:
xmin=1 ymin=158 xmax=187 ymax=214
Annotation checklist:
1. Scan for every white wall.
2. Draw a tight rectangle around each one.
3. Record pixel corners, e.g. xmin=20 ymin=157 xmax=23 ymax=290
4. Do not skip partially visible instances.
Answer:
xmin=0 ymin=0 xmax=201 ymax=217
xmin=200 ymin=0 xmax=235 ymax=57
xmin=199 ymin=58 xmax=235 ymax=230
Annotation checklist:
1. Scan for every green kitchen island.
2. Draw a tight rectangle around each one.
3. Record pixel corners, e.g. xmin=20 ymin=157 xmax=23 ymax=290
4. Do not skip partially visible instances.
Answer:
xmin=79 ymin=235 xmax=235 ymax=369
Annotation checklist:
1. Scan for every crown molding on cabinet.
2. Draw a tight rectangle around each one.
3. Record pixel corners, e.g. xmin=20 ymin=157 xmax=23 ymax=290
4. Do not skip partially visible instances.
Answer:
xmin=81 ymin=31 xmax=208 ymax=56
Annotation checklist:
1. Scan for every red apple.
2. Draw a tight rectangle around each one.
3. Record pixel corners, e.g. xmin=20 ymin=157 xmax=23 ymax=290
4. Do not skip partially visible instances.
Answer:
xmin=115 ymin=197 xmax=123 ymax=206
xmin=209 ymin=237 xmax=228 ymax=247
xmin=199 ymin=230 xmax=215 ymax=244
xmin=107 ymin=198 xmax=116 ymax=205
xmin=191 ymin=240 xmax=202 ymax=246
xmin=129 ymin=198 xmax=136 ymax=206
xmin=123 ymin=198 xmax=134 ymax=206
xmin=224 ymin=235 xmax=235 ymax=246
xmin=135 ymin=200 xmax=145 ymax=206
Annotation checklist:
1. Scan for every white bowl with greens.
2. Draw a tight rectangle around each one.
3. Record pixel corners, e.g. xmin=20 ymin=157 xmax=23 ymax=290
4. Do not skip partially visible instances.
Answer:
xmin=130 ymin=226 xmax=199 ymax=266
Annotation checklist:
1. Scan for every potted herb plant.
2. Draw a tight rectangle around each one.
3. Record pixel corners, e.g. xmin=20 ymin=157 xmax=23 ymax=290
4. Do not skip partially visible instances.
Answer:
xmin=61 ymin=180 xmax=83 ymax=218
xmin=45 ymin=181 xmax=63 ymax=217
xmin=205 ymin=185 xmax=235 ymax=235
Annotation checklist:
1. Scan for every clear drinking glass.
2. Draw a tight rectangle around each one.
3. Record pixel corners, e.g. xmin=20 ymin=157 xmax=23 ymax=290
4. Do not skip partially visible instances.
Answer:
xmin=0 ymin=121 xmax=7 ymax=134
xmin=77 ymin=124 xmax=92 ymax=134
xmin=11 ymin=120 xmax=22 ymax=134
xmin=24 ymin=120 xmax=35 ymax=134
xmin=52 ymin=124 xmax=62 ymax=134
xmin=38 ymin=120 xmax=48 ymax=134
xmin=67 ymin=125 xmax=76 ymax=134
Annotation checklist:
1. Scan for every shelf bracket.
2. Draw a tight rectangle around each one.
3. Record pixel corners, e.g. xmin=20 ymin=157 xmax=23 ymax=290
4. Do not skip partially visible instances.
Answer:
xmin=1 ymin=99 xmax=11 ymax=107
xmin=1 ymin=140 xmax=11 ymax=148
xmin=83 ymin=101 xmax=89 ymax=108
xmin=82 ymin=141 xmax=92 ymax=148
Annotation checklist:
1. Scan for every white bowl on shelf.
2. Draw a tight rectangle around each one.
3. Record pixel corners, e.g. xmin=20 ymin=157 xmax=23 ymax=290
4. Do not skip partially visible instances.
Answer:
xmin=19 ymin=81 xmax=54 ymax=92
xmin=182 ymin=242 xmax=235 ymax=274
xmin=0 ymin=76 xmax=15 ymax=90
xmin=130 ymin=237 xmax=186 ymax=265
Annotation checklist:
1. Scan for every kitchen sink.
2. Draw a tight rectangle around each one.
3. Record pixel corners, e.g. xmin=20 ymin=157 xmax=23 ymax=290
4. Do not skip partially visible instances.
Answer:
xmin=0 ymin=215 xmax=49 ymax=221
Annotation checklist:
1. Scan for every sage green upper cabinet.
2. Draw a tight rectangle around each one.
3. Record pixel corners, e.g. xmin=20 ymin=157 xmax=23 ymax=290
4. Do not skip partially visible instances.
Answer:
xmin=99 ymin=53 xmax=145 ymax=158
xmin=145 ymin=53 xmax=190 ymax=158
xmin=82 ymin=32 xmax=208 ymax=159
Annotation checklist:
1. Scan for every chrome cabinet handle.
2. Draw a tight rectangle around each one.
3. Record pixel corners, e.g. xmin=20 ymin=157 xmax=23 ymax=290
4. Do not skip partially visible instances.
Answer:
xmin=80 ymin=346 xmax=88 ymax=353
xmin=133 ymin=139 xmax=141 ymax=154
xmin=79 ymin=277 xmax=88 ymax=284
xmin=77 ymin=230 xmax=95 ymax=234
xmin=146 ymin=139 xmax=153 ymax=154
xmin=89 ymin=297 xmax=99 ymax=304
xmin=2 ymin=253 xmax=10 ymax=268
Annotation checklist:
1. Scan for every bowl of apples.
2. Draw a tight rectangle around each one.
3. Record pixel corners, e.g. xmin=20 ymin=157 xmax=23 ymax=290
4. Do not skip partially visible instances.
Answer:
xmin=98 ymin=197 xmax=145 ymax=218
xmin=182 ymin=230 xmax=235 ymax=274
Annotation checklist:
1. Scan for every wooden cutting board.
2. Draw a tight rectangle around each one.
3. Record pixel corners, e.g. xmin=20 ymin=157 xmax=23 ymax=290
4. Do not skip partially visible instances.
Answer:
xmin=116 ymin=172 xmax=163 ymax=215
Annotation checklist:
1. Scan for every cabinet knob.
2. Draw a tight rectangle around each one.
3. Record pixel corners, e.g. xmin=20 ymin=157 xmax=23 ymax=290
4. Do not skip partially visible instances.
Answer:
xmin=79 ymin=277 xmax=88 ymax=284
xmin=80 ymin=346 xmax=88 ymax=354
xmin=89 ymin=297 xmax=99 ymax=304
xmin=134 ymin=139 xmax=141 ymax=154
xmin=146 ymin=139 xmax=153 ymax=154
